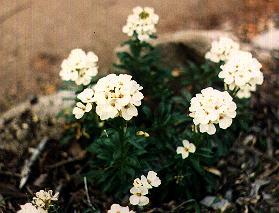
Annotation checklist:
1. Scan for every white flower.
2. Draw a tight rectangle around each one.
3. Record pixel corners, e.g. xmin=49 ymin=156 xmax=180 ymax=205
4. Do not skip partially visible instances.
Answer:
xmin=133 ymin=178 xmax=143 ymax=188
xmin=73 ymin=102 xmax=92 ymax=119
xmin=72 ymin=88 xmax=94 ymax=119
xmin=176 ymin=140 xmax=196 ymax=159
xmin=189 ymin=87 xmax=237 ymax=135
xmin=59 ymin=48 xmax=98 ymax=85
xmin=219 ymin=50 xmax=264 ymax=98
xmin=121 ymin=104 xmax=138 ymax=120
xmin=17 ymin=203 xmax=46 ymax=213
xmin=122 ymin=6 xmax=159 ymax=41
xmin=77 ymin=88 xmax=94 ymax=103
xmin=130 ymin=171 xmax=161 ymax=207
xmin=205 ymin=37 xmax=240 ymax=63
xmin=93 ymin=74 xmax=144 ymax=120
xmin=129 ymin=186 xmax=149 ymax=206
xmin=32 ymin=190 xmax=59 ymax=209
xmin=140 ymin=171 xmax=161 ymax=189
xmin=107 ymin=204 xmax=135 ymax=213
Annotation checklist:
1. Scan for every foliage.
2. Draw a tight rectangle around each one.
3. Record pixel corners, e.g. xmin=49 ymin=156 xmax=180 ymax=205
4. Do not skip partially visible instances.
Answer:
xmin=59 ymin=34 xmax=254 ymax=210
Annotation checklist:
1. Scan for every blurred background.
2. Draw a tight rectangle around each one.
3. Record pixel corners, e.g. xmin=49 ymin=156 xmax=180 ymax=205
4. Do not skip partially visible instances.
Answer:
xmin=0 ymin=0 xmax=278 ymax=112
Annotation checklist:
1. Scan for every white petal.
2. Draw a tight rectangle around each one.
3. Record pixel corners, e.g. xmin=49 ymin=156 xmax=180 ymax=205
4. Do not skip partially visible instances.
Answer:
xmin=188 ymin=143 xmax=196 ymax=153
xmin=219 ymin=116 xmax=232 ymax=129
xmin=182 ymin=140 xmax=190 ymax=148
xmin=110 ymin=204 xmax=122 ymax=212
xmin=130 ymin=187 xmax=139 ymax=195
xmin=129 ymin=195 xmax=140 ymax=205
xmin=141 ymin=175 xmax=152 ymax=189
xmin=151 ymin=177 xmax=161 ymax=187
xmin=181 ymin=152 xmax=189 ymax=159
xmin=73 ymin=107 xmax=84 ymax=119
xmin=176 ymin=147 xmax=184 ymax=154
xmin=133 ymin=178 xmax=142 ymax=187
xmin=138 ymin=196 xmax=149 ymax=206
xmin=85 ymin=103 xmax=92 ymax=112
xmin=76 ymin=102 xmax=85 ymax=108
xmin=207 ymin=123 xmax=216 ymax=135
xmin=139 ymin=186 xmax=149 ymax=195
xmin=199 ymin=124 xmax=209 ymax=133
xmin=121 ymin=105 xmax=138 ymax=120
xmin=147 ymin=171 xmax=157 ymax=180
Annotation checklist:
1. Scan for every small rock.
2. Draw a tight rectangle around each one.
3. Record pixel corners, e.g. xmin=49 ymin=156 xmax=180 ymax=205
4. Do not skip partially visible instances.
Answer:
xmin=250 ymin=179 xmax=270 ymax=200
xmin=29 ymin=95 xmax=38 ymax=105
xmin=34 ymin=174 xmax=48 ymax=186
xmin=22 ymin=123 xmax=29 ymax=129
xmin=253 ymin=28 xmax=279 ymax=50
xmin=200 ymin=196 xmax=230 ymax=212
xmin=225 ymin=190 xmax=233 ymax=201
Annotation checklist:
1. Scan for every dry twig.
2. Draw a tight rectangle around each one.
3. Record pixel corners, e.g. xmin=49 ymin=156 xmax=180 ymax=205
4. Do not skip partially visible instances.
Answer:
xmin=19 ymin=137 xmax=48 ymax=189
xmin=47 ymin=156 xmax=83 ymax=169
xmin=83 ymin=176 xmax=93 ymax=208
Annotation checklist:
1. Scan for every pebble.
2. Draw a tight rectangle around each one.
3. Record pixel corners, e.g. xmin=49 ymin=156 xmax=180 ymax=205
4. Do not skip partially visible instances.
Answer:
xmin=253 ymin=28 xmax=279 ymax=50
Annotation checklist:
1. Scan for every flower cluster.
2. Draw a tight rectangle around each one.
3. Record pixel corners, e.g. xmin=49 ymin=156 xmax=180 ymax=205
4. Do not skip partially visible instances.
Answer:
xmin=73 ymin=88 xmax=94 ymax=119
xmin=205 ymin=37 xmax=239 ymax=63
xmin=59 ymin=48 xmax=98 ymax=86
xmin=129 ymin=171 xmax=161 ymax=206
xmin=32 ymin=190 xmax=59 ymax=209
xmin=17 ymin=190 xmax=58 ymax=213
xmin=93 ymin=74 xmax=144 ymax=120
xmin=189 ymin=87 xmax=237 ymax=135
xmin=122 ymin=6 xmax=159 ymax=41
xmin=176 ymin=140 xmax=196 ymax=159
xmin=108 ymin=204 xmax=135 ymax=213
xmin=219 ymin=50 xmax=264 ymax=98
xmin=17 ymin=203 xmax=45 ymax=213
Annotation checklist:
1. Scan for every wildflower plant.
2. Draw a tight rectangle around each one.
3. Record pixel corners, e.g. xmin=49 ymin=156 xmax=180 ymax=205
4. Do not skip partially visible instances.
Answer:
xmin=58 ymin=6 xmax=263 ymax=211
xmin=17 ymin=190 xmax=59 ymax=213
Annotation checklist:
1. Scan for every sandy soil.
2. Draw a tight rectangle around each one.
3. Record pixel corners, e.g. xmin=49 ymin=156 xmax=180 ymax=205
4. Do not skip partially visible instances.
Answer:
xmin=0 ymin=0 xmax=277 ymax=112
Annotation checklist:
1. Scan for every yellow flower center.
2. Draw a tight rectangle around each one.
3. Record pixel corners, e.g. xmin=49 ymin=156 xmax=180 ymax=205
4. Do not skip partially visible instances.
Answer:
xmin=139 ymin=11 xmax=149 ymax=19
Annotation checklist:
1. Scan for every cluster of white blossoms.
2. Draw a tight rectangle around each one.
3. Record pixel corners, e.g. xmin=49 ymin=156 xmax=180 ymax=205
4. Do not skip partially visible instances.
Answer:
xmin=122 ymin=6 xmax=159 ymax=41
xmin=93 ymin=74 xmax=144 ymax=121
xmin=176 ymin=140 xmax=196 ymax=159
xmin=17 ymin=190 xmax=59 ymax=213
xmin=129 ymin=171 xmax=161 ymax=206
xmin=17 ymin=203 xmax=45 ymax=213
xmin=219 ymin=50 xmax=264 ymax=98
xmin=107 ymin=204 xmax=135 ymax=213
xmin=73 ymin=88 xmax=94 ymax=119
xmin=189 ymin=87 xmax=237 ymax=135
xmin=59 ymin=48 xmax=98 ymax=86
xmin=205 ymin=37 xmax=240 ymax=63
xmin=32 ymin=190 xmax=59 ymax=209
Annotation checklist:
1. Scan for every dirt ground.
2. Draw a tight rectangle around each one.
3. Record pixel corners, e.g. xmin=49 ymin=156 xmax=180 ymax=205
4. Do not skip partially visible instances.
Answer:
xmin=0 ymin=0 xmax=278 ymax=112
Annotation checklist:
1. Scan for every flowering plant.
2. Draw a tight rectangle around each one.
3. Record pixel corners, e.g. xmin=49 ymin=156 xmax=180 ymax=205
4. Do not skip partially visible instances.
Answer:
xmin=58 ymin=6 xmax=263 ymax=212
xmin=17 ymin=190 xmax=59 ymax=213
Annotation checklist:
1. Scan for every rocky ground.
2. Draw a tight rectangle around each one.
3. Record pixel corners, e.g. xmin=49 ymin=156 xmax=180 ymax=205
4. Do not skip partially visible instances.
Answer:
xmin=0 ymin=0 xmax=278 ymax=112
